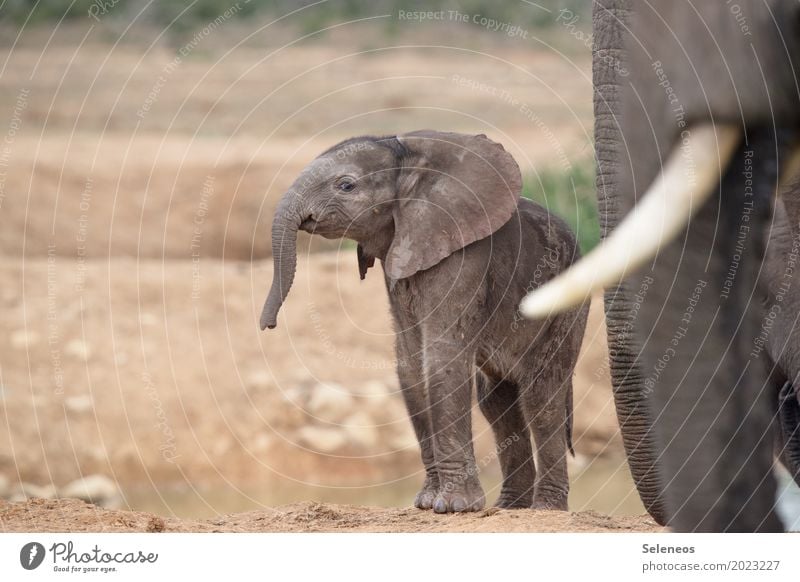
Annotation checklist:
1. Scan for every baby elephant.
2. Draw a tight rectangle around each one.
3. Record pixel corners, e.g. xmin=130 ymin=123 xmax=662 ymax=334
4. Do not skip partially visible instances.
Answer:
xmin=260 ymin=130 xmax=588 ymax=512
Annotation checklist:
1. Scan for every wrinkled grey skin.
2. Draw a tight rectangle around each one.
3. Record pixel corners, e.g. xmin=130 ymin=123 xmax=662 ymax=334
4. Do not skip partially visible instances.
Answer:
xmin=260 ymin=130 xmax=588 ymax=512
xmin=765 ymin=188 xmax=800 ymax=489
xmin=594 ymin=0 xmax=800 ymax=531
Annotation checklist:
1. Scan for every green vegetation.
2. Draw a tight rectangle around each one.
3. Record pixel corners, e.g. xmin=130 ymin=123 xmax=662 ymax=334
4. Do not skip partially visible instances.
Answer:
xmin=522 ymin=160 xmax=599 ymax=254
xmin=1 ymin=0 xmax=591 ymax=36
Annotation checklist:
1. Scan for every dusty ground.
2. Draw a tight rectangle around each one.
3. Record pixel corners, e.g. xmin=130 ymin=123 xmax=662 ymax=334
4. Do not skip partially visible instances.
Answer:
xmin=0 ymin=498 xmax=660 ymax=533
xmin=0 ymin=255 xmax=622 ymax=497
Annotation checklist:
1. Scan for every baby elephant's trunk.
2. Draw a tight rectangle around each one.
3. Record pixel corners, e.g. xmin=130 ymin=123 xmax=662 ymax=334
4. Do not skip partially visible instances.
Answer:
xmin=260 ymin=194 xmax=303 ymax=330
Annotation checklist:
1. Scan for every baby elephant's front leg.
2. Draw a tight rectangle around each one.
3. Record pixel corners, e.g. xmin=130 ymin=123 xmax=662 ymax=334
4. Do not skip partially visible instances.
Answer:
xmin=426 ymin=342 xmax=485 ymax=513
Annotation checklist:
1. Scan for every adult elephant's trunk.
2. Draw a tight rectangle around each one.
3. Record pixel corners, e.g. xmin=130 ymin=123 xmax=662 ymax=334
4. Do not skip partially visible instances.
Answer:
xmin=586 ymin=0 xmax=666 ymax=527
xmin=260 ymin=193 xmax=305 ymax=330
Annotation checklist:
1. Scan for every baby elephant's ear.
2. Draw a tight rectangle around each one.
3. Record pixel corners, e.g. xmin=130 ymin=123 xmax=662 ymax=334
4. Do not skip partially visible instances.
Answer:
xmin=385 ymin=130 xmax=522 ymax=280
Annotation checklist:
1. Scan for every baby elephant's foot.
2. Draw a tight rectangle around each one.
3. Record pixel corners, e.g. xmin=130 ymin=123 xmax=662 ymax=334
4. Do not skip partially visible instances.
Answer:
xmin=433 ymin=475 xmax=485 ymax=514
xmin=494 ymin=488 xmax=534 ymax=509
xmin=413 ymin=473 xmax=440 ymax=510
xmin=532 ymin=489 xmax=569 ymax=511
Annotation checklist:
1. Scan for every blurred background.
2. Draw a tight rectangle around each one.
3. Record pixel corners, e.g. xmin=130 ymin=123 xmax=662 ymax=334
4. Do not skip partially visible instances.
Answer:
xmin=0 ymin=0 xmax=652 ymax=519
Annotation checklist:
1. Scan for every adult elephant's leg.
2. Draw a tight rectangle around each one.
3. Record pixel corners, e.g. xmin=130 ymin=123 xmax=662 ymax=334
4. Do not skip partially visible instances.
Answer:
xmin=640 ymin=134 xmax=783 ymax=532
xmin=766 ymin=192 xmax=800 ymax=487
xmin=778 ymin=380 xmax=800 ymax=486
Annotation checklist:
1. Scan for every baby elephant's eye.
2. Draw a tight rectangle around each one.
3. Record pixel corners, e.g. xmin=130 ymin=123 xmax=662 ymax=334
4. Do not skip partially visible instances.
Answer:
xmin=337 ymin=178 xmax=356 ymax=192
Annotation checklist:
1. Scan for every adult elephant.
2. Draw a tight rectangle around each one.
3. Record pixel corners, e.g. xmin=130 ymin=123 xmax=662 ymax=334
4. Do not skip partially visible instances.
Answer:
xmin=523 ymin=1 xmax=800 ymax=531
xmin=766 ymin=190 xmax=800 ymax=488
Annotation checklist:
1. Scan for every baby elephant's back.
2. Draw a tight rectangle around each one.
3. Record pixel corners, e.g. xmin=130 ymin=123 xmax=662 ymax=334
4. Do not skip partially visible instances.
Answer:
xmin=517 ymin=197 xmax=582 ymax=271
xmin=415 ymin=198 xmax=582 ymax=317
xmin=485 ymin=198 xmax=582 ymax=299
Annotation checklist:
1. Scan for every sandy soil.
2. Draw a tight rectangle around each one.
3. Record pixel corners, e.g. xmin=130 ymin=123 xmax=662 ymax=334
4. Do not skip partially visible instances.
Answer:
xmin=0 ymin=254 xmax=621 ymax=490
xmin=0 ymin=498 xmax=660 ymax=533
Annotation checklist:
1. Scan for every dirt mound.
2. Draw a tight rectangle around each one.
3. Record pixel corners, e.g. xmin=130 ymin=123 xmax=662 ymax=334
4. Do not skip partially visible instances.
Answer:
xmin=0 ymin=498 xmax=661 ymax=533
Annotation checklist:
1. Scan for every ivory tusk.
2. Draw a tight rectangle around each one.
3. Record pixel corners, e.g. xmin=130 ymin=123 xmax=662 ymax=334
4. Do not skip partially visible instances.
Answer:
xmin=520 ymin=123 xmax=740 ymax=318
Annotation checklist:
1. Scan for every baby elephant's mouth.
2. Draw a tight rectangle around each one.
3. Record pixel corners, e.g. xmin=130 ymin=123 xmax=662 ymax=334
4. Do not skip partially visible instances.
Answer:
xmin=299 ymin=216 xmax=317 ymax=232
xmin=300 ymin=216 xmax=339 ymax=239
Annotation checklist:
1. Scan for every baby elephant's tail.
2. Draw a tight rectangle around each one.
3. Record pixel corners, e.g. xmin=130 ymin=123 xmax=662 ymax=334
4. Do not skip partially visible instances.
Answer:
xmin=566 ymin=387 xmax=575 ymax=456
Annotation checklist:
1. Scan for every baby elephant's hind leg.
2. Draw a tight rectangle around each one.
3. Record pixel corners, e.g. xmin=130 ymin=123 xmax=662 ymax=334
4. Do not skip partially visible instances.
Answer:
xmin=477 ymin=374 xmax=536 ymax=508
xmin=517 ymin=308 xmax=586 ymax=511
xmin=517 ymin=360 xmax=575 ymax=510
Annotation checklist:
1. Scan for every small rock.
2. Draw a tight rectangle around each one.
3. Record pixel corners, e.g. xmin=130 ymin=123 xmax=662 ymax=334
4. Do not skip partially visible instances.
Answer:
xmin=296 ymin=426 xmax=347 ymax=453
xmin=389 ymin=426 xmax=419 ymax=452
xmin=358 ymin=380 xmax=396 ymax=413
xmin=245 ymin=370 xmax=273 ymax=392
xmin=341 ymin=412 xmax=380 ymax=449
xmin=251 ymin=434 xmax=273 ymax=452
xmin=65 ymin=339 xmax=92 ymax=360
xmin=139 ymin=312 xmax=159 ymax=326
xmin=64 ymin=395 xmax=94 ymax=414
xmin=372 ymin=397 xmax=408 ymax=424
xmin=212 ymin=439 xmax=233 ymax=456
xmin=355 ymin=380 xmax=392 ymax=404
xmin=367 ymin=394 xmax=407 ymax=424
xmin=280 ymin=386 xmax=304 ymax=404
xmin=10 ymin=482 xmax=57 ymax=501
xmin=31 ymin=395 xmax=49 ymax=408
xmin=306 ymin=382 xmax=353 ymax=423
xmin=11 ymin=330 xmax=39 ymax=349
xmin=60 ymin=475 xmax=120 ymax=507
xmin=87 ymin=447 xmax=107 ymax=462
xmin=0 ymin=474 xmax=9 ymax=498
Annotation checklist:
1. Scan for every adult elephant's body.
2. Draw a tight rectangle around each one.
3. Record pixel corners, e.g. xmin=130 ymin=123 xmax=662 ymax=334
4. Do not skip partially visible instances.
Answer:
xmin=592 ymin=0 xmax=800 ymax=531
xmin=767 ymin=189 xmax=800 ymax=487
